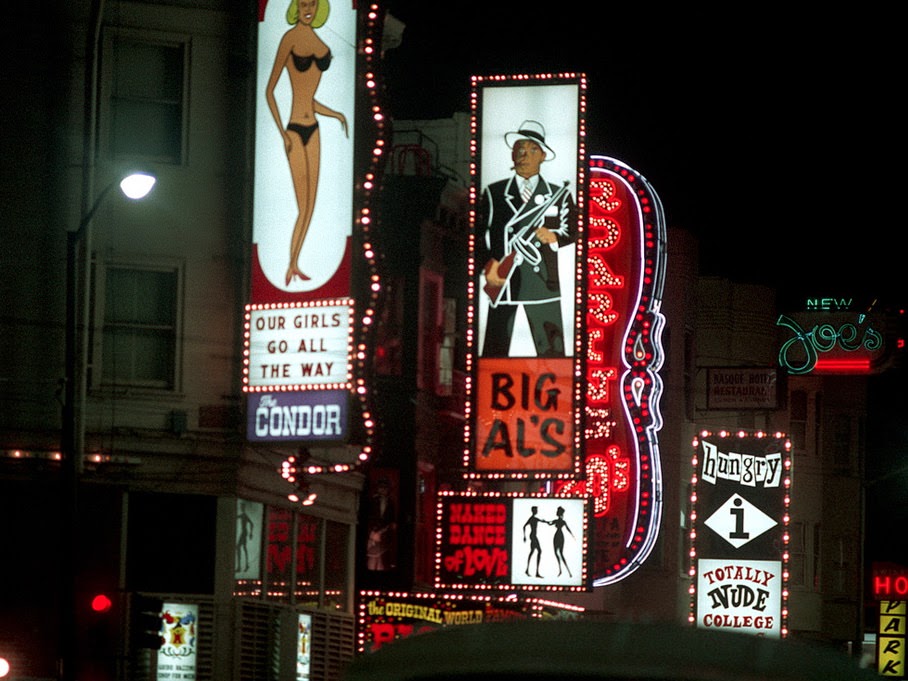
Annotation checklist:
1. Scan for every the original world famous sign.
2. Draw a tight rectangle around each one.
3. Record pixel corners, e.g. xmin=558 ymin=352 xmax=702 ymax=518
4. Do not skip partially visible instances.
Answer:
xmin=690 ymin=431 xmax=792 ymax=638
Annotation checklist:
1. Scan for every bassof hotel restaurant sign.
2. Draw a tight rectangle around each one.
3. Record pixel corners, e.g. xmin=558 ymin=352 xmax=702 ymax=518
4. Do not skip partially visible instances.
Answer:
xmin=464 ymin=73 xmax=668 ymax=586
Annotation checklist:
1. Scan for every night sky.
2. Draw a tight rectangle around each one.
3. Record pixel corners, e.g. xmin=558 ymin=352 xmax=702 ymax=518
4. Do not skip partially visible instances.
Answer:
xmin=379 ymin=3 xmax=907 ymax=566
xmin=380 ymin=3 xmax=904 ymax=308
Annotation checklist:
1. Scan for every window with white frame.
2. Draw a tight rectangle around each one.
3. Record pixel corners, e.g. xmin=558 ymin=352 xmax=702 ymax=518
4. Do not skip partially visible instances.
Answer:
xmin=100 ymin=265 xmax=179 ymax=389
xmin=105 ymin=31 xmax=187 ymax=164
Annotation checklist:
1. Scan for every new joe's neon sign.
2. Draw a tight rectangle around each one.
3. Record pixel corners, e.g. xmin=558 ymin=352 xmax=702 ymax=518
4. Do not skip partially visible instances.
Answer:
xmin=777 ymin=311 xmax=883 ymax=375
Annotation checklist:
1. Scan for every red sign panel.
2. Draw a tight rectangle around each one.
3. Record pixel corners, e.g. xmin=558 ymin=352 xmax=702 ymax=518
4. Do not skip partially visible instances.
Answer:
xmin=473 ymin=358 xmax=574 ymax=472
xmin=434 ymin=493 xmax=590 ymax=591
xmin=356 ymin=590 xmax=584 ymax=653
xmin=555 ymin=157 xmax=667 ymax=586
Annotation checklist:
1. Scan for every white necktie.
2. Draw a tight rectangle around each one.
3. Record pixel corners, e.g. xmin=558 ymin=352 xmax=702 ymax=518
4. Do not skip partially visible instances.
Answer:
xmin=521 ymin=180 xmax=532 ymax=203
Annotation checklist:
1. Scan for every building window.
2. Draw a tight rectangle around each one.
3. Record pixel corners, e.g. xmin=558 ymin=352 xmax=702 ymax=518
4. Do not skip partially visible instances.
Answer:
xmin=417 ymin=268 xmax=443 ymax=393
xmin=105 ymin=32 xmax=186 ymax=164
xmin=437 ymin=298 xmax=457 ymax=396
xmin=100 ymin=265 xmax=179 ymax=389
xmin=789 ymin=390 xmax=808 ymax=455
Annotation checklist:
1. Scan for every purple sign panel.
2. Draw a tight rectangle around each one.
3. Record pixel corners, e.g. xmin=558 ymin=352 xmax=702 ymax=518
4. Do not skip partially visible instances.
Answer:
xmin=247 ymin=390 xmax=348 ymax=442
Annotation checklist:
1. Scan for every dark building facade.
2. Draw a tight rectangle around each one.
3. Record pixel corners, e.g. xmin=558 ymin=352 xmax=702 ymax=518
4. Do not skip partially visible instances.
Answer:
xmin=2 ymin=1 xmax=903 ymax=679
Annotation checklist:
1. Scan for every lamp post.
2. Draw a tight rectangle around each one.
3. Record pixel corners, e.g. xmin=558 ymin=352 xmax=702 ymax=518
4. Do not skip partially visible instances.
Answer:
xmin=59 ymin=172 xmax=155 ymax=681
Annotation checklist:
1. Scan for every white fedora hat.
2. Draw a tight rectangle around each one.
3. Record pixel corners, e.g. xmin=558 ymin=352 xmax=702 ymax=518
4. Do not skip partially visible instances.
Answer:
xmin=504 ymin=120 xmax=556 ymax=160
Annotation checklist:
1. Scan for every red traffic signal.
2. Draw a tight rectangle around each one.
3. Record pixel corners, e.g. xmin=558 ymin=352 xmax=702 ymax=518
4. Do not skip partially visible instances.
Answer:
xmin=91 ymin=593 xmax=113 ymax=613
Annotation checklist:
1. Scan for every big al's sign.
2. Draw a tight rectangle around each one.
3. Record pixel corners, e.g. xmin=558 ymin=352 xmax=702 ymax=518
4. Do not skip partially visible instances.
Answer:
xmin=466 ymin=75 xmax=586 ymax=478
xmin=690 ymin=431 xmax=792 ymax=638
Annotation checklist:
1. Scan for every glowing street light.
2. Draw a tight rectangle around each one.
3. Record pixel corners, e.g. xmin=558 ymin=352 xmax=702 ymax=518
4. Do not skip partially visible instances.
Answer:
xmin=59 ymin=171 xmax=155 ymax=681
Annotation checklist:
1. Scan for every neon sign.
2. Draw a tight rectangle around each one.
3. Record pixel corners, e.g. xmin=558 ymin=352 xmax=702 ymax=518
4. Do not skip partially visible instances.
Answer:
xmin=777 ymin=312 xmax=884 ymax=375
xmin=555 ymin=156 xmax=666 ymax=586
xmin=433 ymin=492 xmax=590 ymax=591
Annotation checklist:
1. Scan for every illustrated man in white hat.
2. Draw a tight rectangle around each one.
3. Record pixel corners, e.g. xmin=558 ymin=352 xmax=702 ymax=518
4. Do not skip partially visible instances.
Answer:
xmin=477 ymin=120 xmax=577 ymax=357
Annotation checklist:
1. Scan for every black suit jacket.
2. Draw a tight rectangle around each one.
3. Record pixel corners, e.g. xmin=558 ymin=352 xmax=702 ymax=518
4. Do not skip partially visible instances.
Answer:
xmin=477 ymin=174 xmax=577 ymax=305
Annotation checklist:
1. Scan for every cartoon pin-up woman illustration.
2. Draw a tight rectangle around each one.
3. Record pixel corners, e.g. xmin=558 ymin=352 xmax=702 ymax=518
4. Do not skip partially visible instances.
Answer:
xmin=266 ymin=0 xmax=348 ymax=286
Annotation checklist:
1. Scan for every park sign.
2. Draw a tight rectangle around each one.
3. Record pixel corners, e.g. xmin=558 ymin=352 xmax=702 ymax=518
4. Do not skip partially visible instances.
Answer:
xmin=688 ymin=430 xmax=792 ymax=638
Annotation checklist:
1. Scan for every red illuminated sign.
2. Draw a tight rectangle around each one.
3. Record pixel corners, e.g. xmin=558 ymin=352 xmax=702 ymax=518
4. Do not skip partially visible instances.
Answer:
xmin=357 ymin=590 xmax=584 ymax=653
xmin=434 ymin=493 xmax=589 ymax=591
xmin=474 ymin=358 xmax=574 ymax=473
xmin=555 ymin=157 xmax=667 ymax=586
xmin=873 ymin=563 xmax=908 ymax=600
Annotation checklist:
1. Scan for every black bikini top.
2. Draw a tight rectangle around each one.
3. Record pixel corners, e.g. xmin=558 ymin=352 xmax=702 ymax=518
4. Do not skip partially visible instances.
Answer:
xmin=291 ymin=50 xmax=332 ymax=73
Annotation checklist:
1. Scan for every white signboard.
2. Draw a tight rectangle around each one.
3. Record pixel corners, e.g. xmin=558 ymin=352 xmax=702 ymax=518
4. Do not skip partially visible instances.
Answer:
xmin=297 ymin=613 xmax=312 ymax=681
xmin=509 ymin=497 xmax=586 ymax=588
xmin=696 ymin=559 xmax=781 ymax=638
xmin=245 ymin=301 xmax=353 ymax=390
xmin=704 ymin=493 xmax=777 ymax=549
xmin=157 ymin=602 xmax=199 ymax=680
xmin=253 ymin=0 xmax=356 ymax=298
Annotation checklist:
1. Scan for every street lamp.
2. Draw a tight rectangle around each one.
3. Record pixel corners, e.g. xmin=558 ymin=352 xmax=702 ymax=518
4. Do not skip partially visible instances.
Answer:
xmin=59 ymin=171 xmax=155 ymax=681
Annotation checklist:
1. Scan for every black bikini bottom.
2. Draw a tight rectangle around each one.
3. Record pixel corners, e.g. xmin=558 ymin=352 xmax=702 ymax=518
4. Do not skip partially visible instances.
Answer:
xmin=287 ymin=121 xmax=319 ymax=145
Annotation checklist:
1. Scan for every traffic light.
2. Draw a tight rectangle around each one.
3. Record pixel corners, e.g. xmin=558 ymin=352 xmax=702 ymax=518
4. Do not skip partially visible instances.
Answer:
xmin=129 ymin=594 xmax=165 ymax=650
xmin=83 ymin=590 xmax=120 ymax=680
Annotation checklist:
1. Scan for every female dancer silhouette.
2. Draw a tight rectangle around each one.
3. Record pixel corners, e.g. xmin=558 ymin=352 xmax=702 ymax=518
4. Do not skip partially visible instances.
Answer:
xmin=266 ymin=0 xmax=348 ymax=286
xmin=549 ymin=506 xmax=575 ymax=577
xmin=522 ymin=506 xmax=545 ymax=578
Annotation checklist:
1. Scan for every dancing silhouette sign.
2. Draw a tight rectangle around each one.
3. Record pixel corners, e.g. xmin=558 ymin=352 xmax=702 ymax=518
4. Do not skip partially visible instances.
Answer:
xmin=435 ymin=493 xmax=588 ymax=590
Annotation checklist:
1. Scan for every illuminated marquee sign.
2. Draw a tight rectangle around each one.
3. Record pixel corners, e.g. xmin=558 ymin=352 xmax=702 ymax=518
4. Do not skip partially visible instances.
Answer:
xmin=248 ymin=2 xmax=387 ymax=470
xmin=689 ymin=431 xmax=792 ymax=638
xmin=244 ymin=301 xmax=354 ymax=391
xmin=554 ymin=157 xmax=667 ymax=587
xmin=434 ymin=492 xmax=589 ymax=591
xmin=464 ymin=74 xmax=586 ymax=479
xmin=356 ymin=590 xmax=584 ymax=653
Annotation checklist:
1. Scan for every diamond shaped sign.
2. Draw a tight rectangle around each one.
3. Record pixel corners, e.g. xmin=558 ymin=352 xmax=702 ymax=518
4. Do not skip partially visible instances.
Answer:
xmin=704 ymin=493 xmax=777 ymax=549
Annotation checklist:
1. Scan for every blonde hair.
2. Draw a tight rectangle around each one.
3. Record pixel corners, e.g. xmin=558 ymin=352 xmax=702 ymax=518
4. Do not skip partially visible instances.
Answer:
xmin=286 ymin=0 xmax=330 ymax=28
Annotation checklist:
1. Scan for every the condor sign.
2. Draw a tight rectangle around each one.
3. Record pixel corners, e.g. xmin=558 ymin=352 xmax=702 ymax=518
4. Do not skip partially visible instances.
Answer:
xmin=247 ymin=391 xmax=348 ymax=442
